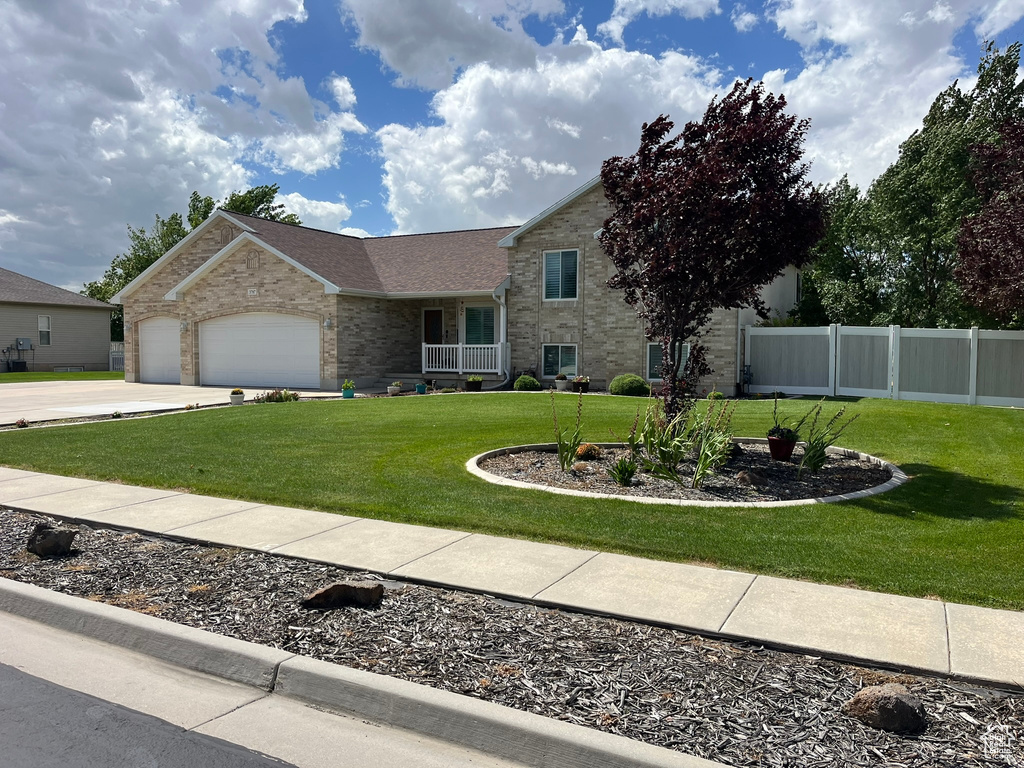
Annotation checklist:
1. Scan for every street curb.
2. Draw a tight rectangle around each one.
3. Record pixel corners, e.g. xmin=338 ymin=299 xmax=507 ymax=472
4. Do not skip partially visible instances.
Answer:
xmin=0 ymin=578 xmax=292 ymax=691
xmin=0 ymin=578 xmax=726 ymax=768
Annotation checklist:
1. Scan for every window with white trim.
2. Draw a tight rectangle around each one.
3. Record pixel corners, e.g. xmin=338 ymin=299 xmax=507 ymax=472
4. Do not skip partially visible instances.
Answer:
xmin=543 ymin=250 xmax=578 ymax=300
xmin=647 ymin=341 xmax=689 ymax=381
xmin=542 ymin=344 xmax=577 ymax=378
xmin=38 ymin=315 xmax=51 ymax=347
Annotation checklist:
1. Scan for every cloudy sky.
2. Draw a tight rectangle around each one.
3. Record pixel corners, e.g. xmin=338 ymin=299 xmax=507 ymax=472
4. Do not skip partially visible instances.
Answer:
xmin=2 ymin=0 xmax=1023 ymax=291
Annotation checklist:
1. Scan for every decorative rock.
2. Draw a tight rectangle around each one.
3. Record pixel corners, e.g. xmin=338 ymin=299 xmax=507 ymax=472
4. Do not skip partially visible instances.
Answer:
xmin=301 ymin=581 xmax=384 ymax=610
xmin=842 ymin=683 xmax=927 ymax=733
xmin=735 ymin=470 xmax=768 ymax=487
xmin=26 ymin=522 xmax=78 ymax=558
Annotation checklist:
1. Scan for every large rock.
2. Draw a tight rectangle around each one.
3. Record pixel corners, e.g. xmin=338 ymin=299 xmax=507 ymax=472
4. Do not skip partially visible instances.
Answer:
xmin=301 ymin=581 xmax=385 ymax=610
xmin=26 ymin=522 xmax=78 ymax=558
xmin=843 ymin=683 xmax=927 ymax=733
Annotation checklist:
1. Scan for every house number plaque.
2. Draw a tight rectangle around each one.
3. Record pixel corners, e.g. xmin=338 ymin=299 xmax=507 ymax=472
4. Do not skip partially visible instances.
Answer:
xmin=247 ymin=288 xmax=258 ymax=297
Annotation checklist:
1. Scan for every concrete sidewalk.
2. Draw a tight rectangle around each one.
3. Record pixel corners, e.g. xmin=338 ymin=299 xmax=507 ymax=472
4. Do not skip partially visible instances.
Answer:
xmin=0 ymin=466 xmax=1020 ymax=690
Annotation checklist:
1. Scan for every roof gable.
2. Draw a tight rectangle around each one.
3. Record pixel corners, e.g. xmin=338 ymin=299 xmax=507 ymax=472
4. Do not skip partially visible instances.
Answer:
xmin=497 ymin=176 xmax=603 ymax=248
xmin=0 ymin=267 xmax=111 ymax=310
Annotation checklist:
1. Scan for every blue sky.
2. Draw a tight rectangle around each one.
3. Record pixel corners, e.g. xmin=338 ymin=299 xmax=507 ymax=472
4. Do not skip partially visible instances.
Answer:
xmin=1 ymin=0 xmax=1022 ymax=290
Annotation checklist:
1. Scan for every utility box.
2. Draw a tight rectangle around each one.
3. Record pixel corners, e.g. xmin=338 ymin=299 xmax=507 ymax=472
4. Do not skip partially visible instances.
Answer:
xmin=16 ymin=338 xmax=33 ymax=351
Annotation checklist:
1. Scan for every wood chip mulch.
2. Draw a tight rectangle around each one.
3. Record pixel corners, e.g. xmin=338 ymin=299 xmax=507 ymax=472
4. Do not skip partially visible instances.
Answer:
xmin=480 ymin=443 xmax=893 ymax=502
xmin=1 ymin=510 xmax=1020 ymax=767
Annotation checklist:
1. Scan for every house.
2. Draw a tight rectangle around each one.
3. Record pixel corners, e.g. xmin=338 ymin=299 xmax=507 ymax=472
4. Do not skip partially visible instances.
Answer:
xmin=0 ymin=267 xmax=113 ymax=373
xmin=112 ymin=178 xmax=798 ymax=394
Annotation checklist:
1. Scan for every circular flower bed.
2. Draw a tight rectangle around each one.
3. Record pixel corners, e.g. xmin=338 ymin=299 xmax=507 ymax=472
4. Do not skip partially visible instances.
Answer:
xmin=470 ymin=440 xmax=907 ymax=507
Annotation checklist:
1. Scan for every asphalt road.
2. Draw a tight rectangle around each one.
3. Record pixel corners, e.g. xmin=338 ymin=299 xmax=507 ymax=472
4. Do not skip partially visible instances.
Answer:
xmin=0 ymin=663 xmax=295 ymax=768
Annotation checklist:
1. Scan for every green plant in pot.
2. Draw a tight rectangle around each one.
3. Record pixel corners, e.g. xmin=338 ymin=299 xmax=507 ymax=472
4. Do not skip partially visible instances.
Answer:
xmin=766 ymin=392 xmax=809 ymax=461
xmin=387 ymin=381 xmax=402 ymax=396
xmin=229 ymin=388 xmax=244 ymax=405
xmin=571 ymin=375 xmax=590 ymax=393
xmin=554 ymin=372 xmax=569 ymax=391
xmin=342 ymin=379 xmax=355 ymax=399
xmin=466 ymin=374 xmax=483 ymax=392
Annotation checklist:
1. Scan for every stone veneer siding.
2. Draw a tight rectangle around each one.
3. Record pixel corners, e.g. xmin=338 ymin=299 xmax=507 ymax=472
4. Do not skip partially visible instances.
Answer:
xmin=505 ymin=185 xmax=740 ymax=394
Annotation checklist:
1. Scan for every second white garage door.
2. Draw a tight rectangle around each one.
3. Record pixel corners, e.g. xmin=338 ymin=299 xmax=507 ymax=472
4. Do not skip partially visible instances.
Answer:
xmin=199 ymin=313 xmax=320 ymax=389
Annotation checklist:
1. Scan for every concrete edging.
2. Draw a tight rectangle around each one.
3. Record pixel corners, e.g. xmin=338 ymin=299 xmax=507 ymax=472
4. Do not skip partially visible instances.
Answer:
xmin=0 ymin=578 xmax=723 ymax=768
xmin=467 ymin=439 xmax=909 ymax=508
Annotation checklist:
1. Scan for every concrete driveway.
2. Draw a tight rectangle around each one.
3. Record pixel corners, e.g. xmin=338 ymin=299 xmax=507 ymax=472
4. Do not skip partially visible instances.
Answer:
xmin=0 ymin=381 xmax=338 ymax=426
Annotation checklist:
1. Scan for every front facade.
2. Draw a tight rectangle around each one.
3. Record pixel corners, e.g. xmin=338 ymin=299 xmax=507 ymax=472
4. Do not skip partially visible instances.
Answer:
xmin=113 ymin=179 xmax=797 ymax=394
xmin=0 ymin=267 xmax=112 ymax=373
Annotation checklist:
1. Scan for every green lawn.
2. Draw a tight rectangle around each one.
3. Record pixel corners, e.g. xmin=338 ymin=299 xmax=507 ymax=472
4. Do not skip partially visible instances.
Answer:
xmin=0 ymin=394 xmax=1021 ymax=610
xmin=0 ymin=371 xmax=124 ymax=383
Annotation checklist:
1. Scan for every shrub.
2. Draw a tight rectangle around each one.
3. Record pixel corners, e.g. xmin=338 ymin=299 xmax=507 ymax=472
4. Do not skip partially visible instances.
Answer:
xmin=607 ymin=455 xmax=638 ymax=487
xmin=609 ymin=374 xmax=650 ymax=397
xmin=111 ymin=411 xmax=123 ymax=419
xmin=798 ymin=401 xmax=859 ymax=477
xmin=576 ymin=443 xmax=602 ymax=460
xmin=707 ymin=389 xmax=725 ymax=400
xmin=255 ymin=388 xmax=300 ymax=403
xmin=514 ymin=375 xmax=542 ymax=391
xmin=439 ymin=387 xmax=457 ymax=394
xmin=14 ymin=418 xmax=29 ymax=428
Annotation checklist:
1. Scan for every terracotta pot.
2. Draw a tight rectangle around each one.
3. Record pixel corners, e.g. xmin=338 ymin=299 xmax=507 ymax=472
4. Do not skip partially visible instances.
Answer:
xmin=767 ymin=436 xmax=797 ymax=461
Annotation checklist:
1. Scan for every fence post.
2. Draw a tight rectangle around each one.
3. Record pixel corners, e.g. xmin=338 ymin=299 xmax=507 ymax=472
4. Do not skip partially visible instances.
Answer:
xmin=890 ymin=325 xmax=901 ymax=401
xmin=827 ymin=325 xmax=838 ymax=396
xmin=969 ymin=326 xmax=979 ymax=405
xmin=833 ymin=324 xmax=843 ymax=396
xmin=457 ymin=344 xmax=463 ymax=375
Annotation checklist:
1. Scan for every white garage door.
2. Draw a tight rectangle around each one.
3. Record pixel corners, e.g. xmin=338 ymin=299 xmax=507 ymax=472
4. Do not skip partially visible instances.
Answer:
xmin=200 ymin=313 xmax=320 ymax=389
xmin=139 ymin=317 xmax=181 ymax=384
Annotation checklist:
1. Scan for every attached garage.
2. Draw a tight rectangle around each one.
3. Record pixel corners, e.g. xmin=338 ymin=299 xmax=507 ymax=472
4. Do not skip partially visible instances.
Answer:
xmin=139 ymin=316 xmax=181 ymax=384
xmin=199 ymin=313 xmax=320 ymax=389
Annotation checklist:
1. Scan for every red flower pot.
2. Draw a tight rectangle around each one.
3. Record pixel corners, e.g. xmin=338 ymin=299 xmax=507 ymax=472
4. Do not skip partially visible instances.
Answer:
xmin=767 ymin=436 xmax=797 ymax=462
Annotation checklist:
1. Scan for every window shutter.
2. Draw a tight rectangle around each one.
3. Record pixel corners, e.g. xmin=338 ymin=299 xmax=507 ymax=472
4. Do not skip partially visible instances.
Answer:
xmin=560 ymin=251 xmax=577 ymax=299
xmin=544 ymin=253 xmax=560 ymax=299
xmin=481 ymin=307 xmax=494 ymax=344
xmin=465 ymin=308 xmax=481 ymax=345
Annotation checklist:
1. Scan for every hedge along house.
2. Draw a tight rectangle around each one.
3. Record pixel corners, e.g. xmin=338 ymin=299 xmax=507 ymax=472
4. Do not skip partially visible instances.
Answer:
xmin=500 ymin=178 xmax=799 ymax=396
xmin=0 ymin=266 xmax=112 ymax=373
xmin=111 ymin=178 xmax=797 ymax=393
xmin=111 ymin=210 xmax=516 ymax=389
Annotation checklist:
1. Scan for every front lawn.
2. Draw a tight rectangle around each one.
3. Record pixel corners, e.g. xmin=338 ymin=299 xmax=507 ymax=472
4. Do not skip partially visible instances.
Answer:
xmin=0 ymin=371 xmax=124 ymax=383
xmin=0 ymin=394 xmax=1020 ymax=610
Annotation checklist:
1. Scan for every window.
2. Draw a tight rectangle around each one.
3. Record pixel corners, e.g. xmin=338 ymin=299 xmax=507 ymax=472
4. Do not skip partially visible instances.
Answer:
xmin=542 ymin=344 xmax=577 ymax=378
xmin=464 ymin=306 xmax=495 ymax=345
xmin=647 ymin=341 xmax=689 ymax=381
xmin=38 ymin=315 xmax=51 ymax=347
xmin=543 ymin=250 xmax=578 ymax=300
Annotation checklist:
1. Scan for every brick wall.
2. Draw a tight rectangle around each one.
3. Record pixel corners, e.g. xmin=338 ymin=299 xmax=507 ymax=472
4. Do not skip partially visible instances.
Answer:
xmin=505 ymin=185 xmax=740 ymax=394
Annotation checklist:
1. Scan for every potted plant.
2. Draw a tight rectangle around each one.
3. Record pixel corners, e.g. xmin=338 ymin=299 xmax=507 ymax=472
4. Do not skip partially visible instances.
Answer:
xmin=387 ymin=381 xmax=402 ymax=396
xmin=554 ymin=372 xmax=569 ymax=391
xmin=766 ymin=393 xmax=807 ymax=461
xmin=571 ymin=375 xmax=590 ymax=393
xmin=229 ymin=388 xmax=244 ymax=406
xmin=415 ymin=381 xmax=428 ymax=394
xmin=466 ymin=374 xmax=483 ymax=392
xmin=342 ymin=379 xmax=355 ymax=399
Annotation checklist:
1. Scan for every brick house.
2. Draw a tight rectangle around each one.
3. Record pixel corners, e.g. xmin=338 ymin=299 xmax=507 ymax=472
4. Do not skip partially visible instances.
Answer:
xmin=112 ymin=178 xmax=797 ymax=393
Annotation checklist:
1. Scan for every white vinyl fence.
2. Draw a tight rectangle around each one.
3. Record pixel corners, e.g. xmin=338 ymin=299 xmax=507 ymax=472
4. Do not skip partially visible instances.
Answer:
xmin=745 ymin=325 xmax=1024 ymax=408
xmin=109 ymin=341 xmax=125 ymax=372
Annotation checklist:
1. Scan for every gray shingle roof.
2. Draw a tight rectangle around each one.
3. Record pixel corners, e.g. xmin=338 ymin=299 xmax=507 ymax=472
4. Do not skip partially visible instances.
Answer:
xmin=223 ymin=212 xmax=516 ymax=294
xmin=0 ymin=267 xmax=112 ymax=309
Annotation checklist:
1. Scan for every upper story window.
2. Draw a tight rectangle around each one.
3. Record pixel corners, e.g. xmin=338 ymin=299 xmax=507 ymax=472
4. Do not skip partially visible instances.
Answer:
xmin=543 ymin=249 xmax=578 ymax=301
xmin=38 ymin=315 xmax=51 ymax=346
xmin=245 ymin=250 xmax=260 ymax=270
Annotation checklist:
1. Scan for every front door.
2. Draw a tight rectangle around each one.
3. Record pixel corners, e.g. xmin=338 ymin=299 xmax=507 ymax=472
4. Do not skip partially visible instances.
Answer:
xmin=423 ymin=309 xmax=443 ymax=344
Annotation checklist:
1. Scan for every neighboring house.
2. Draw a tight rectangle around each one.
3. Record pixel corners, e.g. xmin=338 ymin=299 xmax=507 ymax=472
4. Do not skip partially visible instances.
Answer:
xmin=0 ymin=267 xmax=112 ymax=372
xmin=112 ymin=178 xmax=798 ymax=394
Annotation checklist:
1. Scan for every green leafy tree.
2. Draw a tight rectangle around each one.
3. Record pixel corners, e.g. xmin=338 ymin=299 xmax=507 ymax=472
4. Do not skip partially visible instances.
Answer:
xmin=866 ymin=41 xmax=1024 ymax=327
xmin=222 ymin=184 xmax=301 ymax=224
xmin=795 ymin=177 xmax=885 ymax=326
xmin=84 ymin=185 xmax=301 ymax=340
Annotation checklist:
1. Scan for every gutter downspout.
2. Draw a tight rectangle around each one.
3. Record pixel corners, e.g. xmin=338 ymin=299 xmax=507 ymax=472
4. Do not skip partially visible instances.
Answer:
xmin=485 ymin=275 xmax=512 ymax=391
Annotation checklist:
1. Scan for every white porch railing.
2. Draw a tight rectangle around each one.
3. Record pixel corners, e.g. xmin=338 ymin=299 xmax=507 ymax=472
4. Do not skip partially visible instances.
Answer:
xmin=423 ymin=343 xmax=503 ymax=374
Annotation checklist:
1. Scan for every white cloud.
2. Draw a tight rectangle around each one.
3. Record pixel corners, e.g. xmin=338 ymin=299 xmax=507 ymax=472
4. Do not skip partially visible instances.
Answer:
xmin=341 ymin=0 xmax=563 ymax=89
xmin=731 ymin=4 xmax=759 ymax=32
xmin=0 ymin=0 xmax=365 ymax=288
xmin=598 ymin=0 xmax=722 ymax=44
xmin=277 ymin=192 xmax=355 ymax=231
xmin=977 ymin=0 xmax=1024 ymax=36
xmin=378 ymin=36 xmax=720 ymax=233
xmin=327 ymin=74 xmax=358 ymax=109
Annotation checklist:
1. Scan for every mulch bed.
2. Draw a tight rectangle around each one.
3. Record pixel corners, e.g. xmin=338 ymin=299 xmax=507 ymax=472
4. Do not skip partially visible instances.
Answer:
xmin=1 ymin=509 xmax=1020 ymax=767
xmin=480 ymin=442 xmax=893 ymax=503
